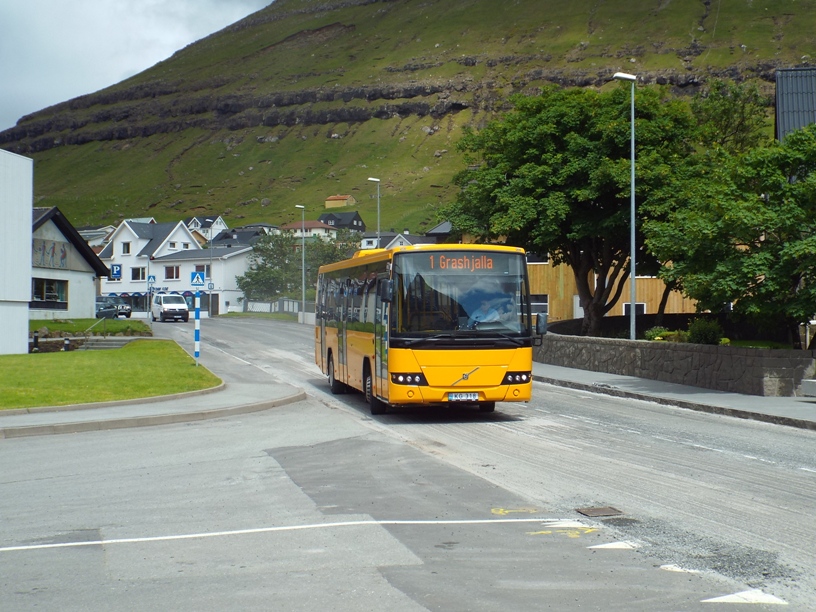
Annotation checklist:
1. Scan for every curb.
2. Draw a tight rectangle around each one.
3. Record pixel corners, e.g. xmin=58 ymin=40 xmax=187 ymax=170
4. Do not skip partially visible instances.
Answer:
xmin=0 ymin=388 xmax=307 ymax=439
xmin=534 ymin=375 xmax=816 ymax=432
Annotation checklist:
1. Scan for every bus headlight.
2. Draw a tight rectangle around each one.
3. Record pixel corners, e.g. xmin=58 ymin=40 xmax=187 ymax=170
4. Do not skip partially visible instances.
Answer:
xmin=391 ymin=373 xmax=428 ymax=386
xmin=503 ymin=372 xmax=531 ymax=384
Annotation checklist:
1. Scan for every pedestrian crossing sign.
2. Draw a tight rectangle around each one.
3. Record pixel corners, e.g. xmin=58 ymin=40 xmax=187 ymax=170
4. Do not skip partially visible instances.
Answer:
xmin=190 ymin=272 xmax=205 ymax=286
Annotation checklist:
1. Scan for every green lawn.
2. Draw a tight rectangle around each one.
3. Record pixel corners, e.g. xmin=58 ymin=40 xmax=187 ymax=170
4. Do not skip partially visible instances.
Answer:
xmin=30 ymin=318 xmax=151 ymax=336
xmin=0 ymin=340 xmax=221 ymax=410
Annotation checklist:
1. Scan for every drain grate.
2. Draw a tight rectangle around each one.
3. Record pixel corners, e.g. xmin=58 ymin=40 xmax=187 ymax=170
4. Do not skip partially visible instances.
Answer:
xmin=576 ymin=506 xmax=623 ymax=517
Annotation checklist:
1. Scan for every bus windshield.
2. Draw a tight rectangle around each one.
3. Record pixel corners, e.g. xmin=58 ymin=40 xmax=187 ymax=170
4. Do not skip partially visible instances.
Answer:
xmin=392 ymin=250 xmax=530 ymax=337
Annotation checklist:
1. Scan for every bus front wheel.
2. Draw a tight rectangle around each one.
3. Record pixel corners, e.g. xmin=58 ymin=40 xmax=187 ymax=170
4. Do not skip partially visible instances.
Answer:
xmin=479 ymin=402 xmax=496 ymax=413
xmin=328 ymin=355 xmax=346 ymax=394
xmin=365 ymin=369 xmax=387 ymax=416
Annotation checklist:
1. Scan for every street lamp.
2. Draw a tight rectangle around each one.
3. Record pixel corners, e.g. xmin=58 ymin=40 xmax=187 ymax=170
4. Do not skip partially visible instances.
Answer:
xmin=205 ymin=218 xmax=213 ymax=316
xmin=613 ymin=71 xmax=637 ymax=341
xmin=368 ymin=177 xmax=380 ymax=247
xmin=295 ymin=205 xmax=306 ymax=324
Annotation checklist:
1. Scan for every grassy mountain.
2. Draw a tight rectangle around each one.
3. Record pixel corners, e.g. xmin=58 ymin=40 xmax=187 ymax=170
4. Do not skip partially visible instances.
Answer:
xmin=2 ymin=0 xmax=814 ymax=231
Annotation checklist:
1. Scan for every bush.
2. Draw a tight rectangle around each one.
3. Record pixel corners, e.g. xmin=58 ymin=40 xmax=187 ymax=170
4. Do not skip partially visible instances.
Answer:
xmin=688 ymin=318 xmax=724 ymax=345
xmin=645 ymin=326 xmax=669 ymax=341
xmin=662 ymin=330 xmax=688 ymax=343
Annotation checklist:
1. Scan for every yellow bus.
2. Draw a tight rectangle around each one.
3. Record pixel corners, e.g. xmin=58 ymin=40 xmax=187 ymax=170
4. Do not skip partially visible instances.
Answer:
xmin=315 ymin=244 xmax=541 ymax=415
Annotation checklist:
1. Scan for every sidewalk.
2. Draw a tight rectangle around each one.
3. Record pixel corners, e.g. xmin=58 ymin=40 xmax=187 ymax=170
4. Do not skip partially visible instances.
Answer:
xmin=0 ymin=382 xmax=305 ymax=439
xmin=533 ymin=362 xmax=816 ymax=431
xmin=2 ymin=362 xmax=815 ymax=439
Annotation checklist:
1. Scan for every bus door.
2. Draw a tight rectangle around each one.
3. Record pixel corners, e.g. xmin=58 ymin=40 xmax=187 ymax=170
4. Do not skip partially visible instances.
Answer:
xmin=316 ymin=278 xmax=326 ymax=373
xmin=336 ymin=279 xmax=349 ymax=383
xmin=374 ymin=275 xmax=390 ymax=398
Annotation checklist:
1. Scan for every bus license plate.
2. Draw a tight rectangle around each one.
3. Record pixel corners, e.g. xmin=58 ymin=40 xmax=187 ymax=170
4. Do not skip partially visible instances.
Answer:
xmin=448 ymin=392 xmax=478 ymax=402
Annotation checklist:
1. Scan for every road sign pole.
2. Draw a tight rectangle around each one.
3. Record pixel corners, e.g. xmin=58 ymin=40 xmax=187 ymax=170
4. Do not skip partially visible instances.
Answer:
xmin=195 ymin=290 xmax=200 ymax=366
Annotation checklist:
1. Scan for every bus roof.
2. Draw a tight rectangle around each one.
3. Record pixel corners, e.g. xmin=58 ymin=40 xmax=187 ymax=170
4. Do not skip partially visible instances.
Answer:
xmin=318 ymin=243 xmax=527 ymax=274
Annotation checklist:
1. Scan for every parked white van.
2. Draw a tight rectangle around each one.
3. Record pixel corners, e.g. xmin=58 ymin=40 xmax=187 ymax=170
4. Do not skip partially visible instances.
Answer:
xmin=151 ymin=293 xmax=189 ymax=322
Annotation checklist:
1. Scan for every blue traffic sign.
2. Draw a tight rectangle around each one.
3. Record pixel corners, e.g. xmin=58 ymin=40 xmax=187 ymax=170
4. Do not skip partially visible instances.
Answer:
xmin=110 ymin=264 xmax=122 ymax=279
xmin=190 ymin=272 xmax=205 ymax=286
xmin=148 ymin=275 xmax=156 ymax=284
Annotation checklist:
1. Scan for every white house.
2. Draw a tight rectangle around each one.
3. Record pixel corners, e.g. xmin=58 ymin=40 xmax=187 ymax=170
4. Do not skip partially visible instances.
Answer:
xmin=98 ymin=219 xmax=251 ymax=315
xmin=31 ymin=207 xmax=110 ymax=321
xmin=0 ymin=150 xmax=33 ymax=354
xmin=185 ymin=215 xmax=229 ymax=243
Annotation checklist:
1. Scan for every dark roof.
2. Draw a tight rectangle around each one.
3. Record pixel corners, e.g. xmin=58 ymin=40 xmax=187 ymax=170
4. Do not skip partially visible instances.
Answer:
xmin=32 ymin=207 xmax=109 ymax=276
xmin=775 ymin=68 xmax=816 ymax=141
xmin=98 ymin=221 xmax=179 ymax=258
xmin=212 ymin=227 xmax=266 ymax=246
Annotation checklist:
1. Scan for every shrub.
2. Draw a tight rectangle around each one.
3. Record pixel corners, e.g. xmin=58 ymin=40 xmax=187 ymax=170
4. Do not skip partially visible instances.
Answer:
xmin=688 ymin=318 xmax=724 ymax=345
xmin=662 ymin=330 xmax=688 ymax=343
xmin=645 ymin=326 xmax=669 ymax=341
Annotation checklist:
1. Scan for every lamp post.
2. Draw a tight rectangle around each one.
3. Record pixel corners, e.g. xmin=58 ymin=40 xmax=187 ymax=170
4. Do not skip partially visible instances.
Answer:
xmin=205 ymin=217 xmax=214 ymax=316
xmin=613 ymin=71 xmax=637 ymax=341
xmin=368 ymin=177 xmax=380 ymax=247
xmin=295 ymin=205 xmax=306 ymax=324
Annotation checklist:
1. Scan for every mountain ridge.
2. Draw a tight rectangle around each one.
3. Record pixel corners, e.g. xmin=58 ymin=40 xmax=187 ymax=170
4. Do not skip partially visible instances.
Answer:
xmin=1 ymin=0 xmax=813 ymax=229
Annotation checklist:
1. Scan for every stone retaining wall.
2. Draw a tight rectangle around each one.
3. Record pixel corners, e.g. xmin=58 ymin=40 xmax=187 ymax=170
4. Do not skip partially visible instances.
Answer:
xmin=534 ymin=334 xmax=816 ymax=397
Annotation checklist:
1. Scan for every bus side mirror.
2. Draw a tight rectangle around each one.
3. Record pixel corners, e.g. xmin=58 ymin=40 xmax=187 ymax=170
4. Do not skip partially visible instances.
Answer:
xmin=379 ymin=279 xmax=393 ymax=303
xmin=535 ymin=312 xmax=548 ymax=335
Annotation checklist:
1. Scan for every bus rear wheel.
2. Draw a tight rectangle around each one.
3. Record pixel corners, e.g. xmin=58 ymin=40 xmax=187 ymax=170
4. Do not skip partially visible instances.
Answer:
xmin=328 ymin=355 xmax=346 ymax=394
xmin=365 ymin=369 xmax=387 ymax=415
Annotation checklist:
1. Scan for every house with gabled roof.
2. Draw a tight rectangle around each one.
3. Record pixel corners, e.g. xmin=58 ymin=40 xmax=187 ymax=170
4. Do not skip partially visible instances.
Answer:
xmin=318 ymin=211 xmax=366 ymax=233
xmin=31 ymin=207 xmax=110 ymax=321
xmin=98 ymin=220 xmax=202 ymax=312
xmin=185 ymin=215 xmax=229 ymax=243
xmin=324 ymin=194 xmax=357 ymax=209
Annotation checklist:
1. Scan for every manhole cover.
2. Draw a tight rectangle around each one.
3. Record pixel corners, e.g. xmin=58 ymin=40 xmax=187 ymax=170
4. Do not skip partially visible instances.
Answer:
xmin=576 ymin=506 xmax=623 ymax=517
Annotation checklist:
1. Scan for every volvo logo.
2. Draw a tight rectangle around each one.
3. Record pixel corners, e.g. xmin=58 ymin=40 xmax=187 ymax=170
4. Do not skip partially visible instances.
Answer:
xmin=451 ymin=367 xmax=479 ymax=386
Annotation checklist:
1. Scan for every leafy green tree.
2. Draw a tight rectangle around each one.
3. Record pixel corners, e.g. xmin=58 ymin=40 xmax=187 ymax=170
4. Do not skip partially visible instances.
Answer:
xmin=236 ymin=232 xmax=300 ymax=300
xmin=443 ymin=85 xmax=695 ymax=336
xmin=645 ymin=124 xmax=816 ymax=346
xmin=691 ymin=79 xmax=772 ymax=154
xmin=236 ymin=229 xmax=361 ymax=301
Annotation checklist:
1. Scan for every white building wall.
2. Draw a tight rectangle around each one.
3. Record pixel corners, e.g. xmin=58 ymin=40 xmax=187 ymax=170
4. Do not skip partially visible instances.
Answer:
xmin=0 ymin=150 xmax=33 ymax=355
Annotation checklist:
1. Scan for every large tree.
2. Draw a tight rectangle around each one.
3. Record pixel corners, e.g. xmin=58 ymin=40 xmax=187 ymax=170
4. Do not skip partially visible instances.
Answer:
xmin=236 ymin=229 xmax=361 ymax=301
xmin=443 ymin=85 xmax=694 ymax=336
xmin=645 ymin=124 xmax=816 ymax=346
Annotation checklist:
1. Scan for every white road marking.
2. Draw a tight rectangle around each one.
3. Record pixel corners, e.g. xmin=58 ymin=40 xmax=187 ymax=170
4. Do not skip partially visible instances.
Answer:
xmin=660 ymin=564 xmax=700 ymax=574
xmin=587 ymin=541 xmax=640 ymax=550
xmin=0 ymin=517 xmax=574 ymax=553
xmin=701 ymin=589 xmax=788 ymax=604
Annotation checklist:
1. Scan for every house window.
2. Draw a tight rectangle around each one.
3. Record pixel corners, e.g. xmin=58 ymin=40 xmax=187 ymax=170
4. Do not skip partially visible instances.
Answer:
xmin=131 ymin=267 xmax=146 ymax=281
xmin=623 ymin=302 xmax=646 ymax=316
xmin=122 ymin=242 xmax=131 ymax=255
xmin=183 ymin=242 xmax=190 ymax=249
xmin=164 ymin=266 xmax=180 ymax=280
xmin=31 ymin=278 xmax=68 ymax=309
xmin=169 ymin=242 xmax=177 ymax=250
xmin=195 ymin=264 xmax=211 ymax=279
xmin=530 ymin=294 xmax=549 ymax=315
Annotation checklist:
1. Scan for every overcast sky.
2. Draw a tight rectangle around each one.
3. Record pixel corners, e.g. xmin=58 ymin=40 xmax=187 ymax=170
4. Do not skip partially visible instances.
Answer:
xmin=0 ymin=0 xmax=272 ymax=132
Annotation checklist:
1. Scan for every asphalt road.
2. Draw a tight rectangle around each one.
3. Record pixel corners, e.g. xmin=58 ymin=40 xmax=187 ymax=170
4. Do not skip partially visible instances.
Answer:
xmin=1 ymin=316 xmax=814 ymax=610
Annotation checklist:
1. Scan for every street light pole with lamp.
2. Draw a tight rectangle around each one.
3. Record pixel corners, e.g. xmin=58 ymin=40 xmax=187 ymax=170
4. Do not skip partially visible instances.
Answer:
xmin=367 ymin=177 xmax=380 ymax=247
xmin=613 ymin=71 xmax=638 ymax=341
xmin=295 ymin=205 xmax=306 ymax=324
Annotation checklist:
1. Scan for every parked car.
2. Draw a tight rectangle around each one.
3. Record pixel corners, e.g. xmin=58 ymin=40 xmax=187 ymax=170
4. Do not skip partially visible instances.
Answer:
xmin=95 ymin=301 xmax=118 ymax=319
xmin=96 ymin=295 xmax=132 ymax=318
xmin=151 ymin=293 xmax=189 ymax=322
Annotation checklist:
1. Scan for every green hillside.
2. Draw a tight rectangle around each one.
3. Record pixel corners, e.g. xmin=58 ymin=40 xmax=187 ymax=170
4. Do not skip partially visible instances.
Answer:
xmin=2 ymin=0 xmax=814 ymax=230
